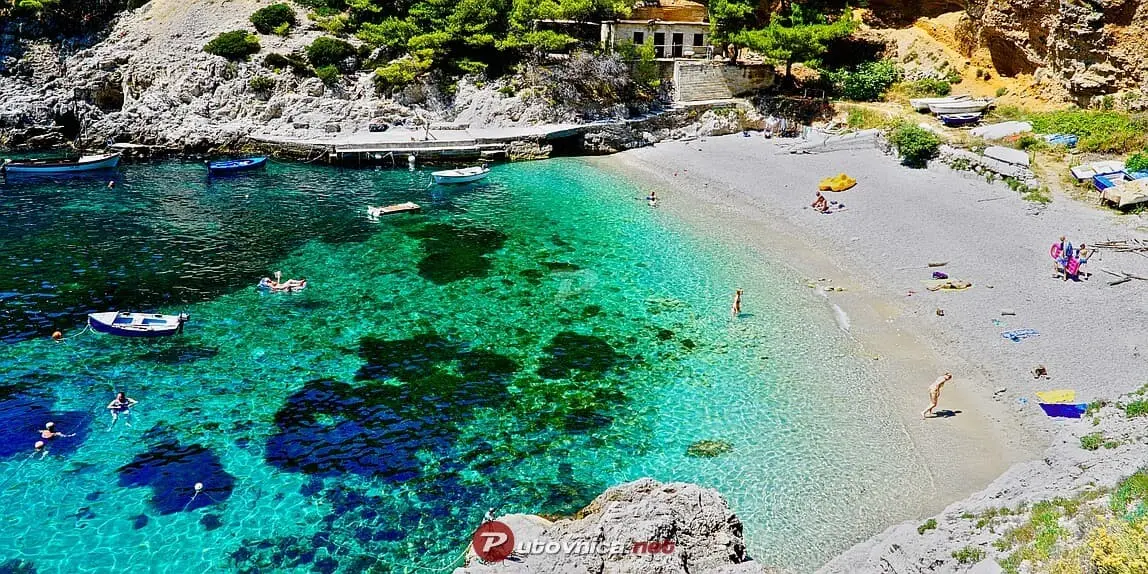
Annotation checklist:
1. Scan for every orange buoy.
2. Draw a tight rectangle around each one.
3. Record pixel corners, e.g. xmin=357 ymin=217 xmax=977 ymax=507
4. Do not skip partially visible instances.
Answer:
xmin=51 ymin=331 xmax=63 ymax=341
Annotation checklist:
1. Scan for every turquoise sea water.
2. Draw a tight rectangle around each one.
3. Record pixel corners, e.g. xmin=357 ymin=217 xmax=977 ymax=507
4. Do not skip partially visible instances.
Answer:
xmin=0 ymin=159 xmax=927 ymax=572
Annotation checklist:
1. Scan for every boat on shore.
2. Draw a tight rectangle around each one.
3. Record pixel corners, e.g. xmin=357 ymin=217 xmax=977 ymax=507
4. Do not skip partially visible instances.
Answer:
xmin=909 ymin=94 xmax=971 ymax=112
xmin=938 ymin=113 xmax=982 ymax=127
xmin=431 ymin=165 xmax=490 ymax=185
xmin=207 ymin=156 xmax=267 ymax=175
xmin=929 ymin=98 xmax=994 ymax=115
xmin=88 ymin=311 xmax=189 ymax=337
xmin=1 ymin=153 xmax=121 ymax=175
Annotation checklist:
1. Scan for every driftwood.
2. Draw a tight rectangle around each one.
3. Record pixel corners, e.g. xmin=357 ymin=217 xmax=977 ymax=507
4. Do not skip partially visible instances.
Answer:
xmin=1094 ymin=239 xmax=1148 ymax=254
xmin=1100 ymin=267 xmax=1148 ymax=286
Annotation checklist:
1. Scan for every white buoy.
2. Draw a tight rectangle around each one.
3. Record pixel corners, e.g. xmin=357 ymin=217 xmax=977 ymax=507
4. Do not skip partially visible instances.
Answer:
xmin=407 ymin=154 xmax=416 ymax=171
xmin=194 ymin=482 xmax=203 ymax=492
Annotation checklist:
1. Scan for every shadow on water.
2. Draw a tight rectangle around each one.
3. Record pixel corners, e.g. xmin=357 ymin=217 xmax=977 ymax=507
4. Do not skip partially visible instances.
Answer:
xmin=116 ymin=426 xmax=236 ymax=515
xmin=0 ymin=375 xmax=92 ymax=459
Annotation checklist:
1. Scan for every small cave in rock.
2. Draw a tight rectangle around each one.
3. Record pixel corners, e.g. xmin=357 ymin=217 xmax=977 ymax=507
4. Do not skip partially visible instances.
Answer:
xmin=987 ymin=35 xmax=1037 ymax=78
xmin=93 ymin=78 xmax=124 ymax=112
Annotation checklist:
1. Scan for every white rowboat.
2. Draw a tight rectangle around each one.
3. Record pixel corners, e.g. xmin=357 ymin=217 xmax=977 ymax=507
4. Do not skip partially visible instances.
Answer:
xmin=431 ymin=166 xmax=490 ymax=185
xmin=909 ymin=95 xmax=971 ymax=112
xmin=2 ymin=153 xmax=121 ymax=175
xmin=929 ymin=99 xmax=994 ymax=114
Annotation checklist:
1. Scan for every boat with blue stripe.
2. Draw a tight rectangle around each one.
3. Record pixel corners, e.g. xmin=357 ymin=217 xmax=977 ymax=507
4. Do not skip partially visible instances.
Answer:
xmin=2 ymin=153 xmax=121 ymax=176
xmin=207 ymin=156 xmax=268 ymax=175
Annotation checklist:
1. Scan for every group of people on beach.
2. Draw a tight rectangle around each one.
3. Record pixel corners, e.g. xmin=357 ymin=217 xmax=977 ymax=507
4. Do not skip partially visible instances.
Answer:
xmin=30 ymin=392 xmax=137 ymax=458
xmin=1051 ymin=236 xmax=1093 ymax=281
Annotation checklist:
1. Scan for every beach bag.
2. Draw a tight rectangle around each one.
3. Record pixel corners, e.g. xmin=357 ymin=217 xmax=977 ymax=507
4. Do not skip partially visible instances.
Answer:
xmin=932 ymin=271 xmax=948 ymax=280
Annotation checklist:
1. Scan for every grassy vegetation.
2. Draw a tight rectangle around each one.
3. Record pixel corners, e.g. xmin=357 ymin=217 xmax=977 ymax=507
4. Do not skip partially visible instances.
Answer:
xmin=1081 ymin=432 xmax=1104 ymax=451
xmin=991 ymin=107 xmax=1148 ymax=154
xmin=952 ymin=545 xmax=985 ymax=564
xmin=918 ymin=518 xmax=937 ymax=535
xmin=203 ymin=30 xmax=261 ymax=60
xmin=844 ymin=106 xmax=893 ymax=130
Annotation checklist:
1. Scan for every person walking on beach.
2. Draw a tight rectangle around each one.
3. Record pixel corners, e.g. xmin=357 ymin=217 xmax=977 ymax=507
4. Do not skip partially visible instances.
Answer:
xmin=922 ymin=373 xmax=953 ymax=419
xmin=731 ymin=289 xmax=743 ymax=318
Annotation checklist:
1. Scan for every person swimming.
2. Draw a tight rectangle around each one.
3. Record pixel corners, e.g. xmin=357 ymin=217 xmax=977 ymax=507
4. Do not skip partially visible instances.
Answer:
xmin=39 ymin=422 xmax=74 ymax=440
xmin=107 ymin=391 xmax=138 ymax=427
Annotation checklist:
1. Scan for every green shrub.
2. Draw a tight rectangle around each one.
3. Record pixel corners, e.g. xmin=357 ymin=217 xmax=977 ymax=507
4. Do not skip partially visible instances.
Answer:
xmin=249 ymin=75 xmax=276 ymax=92
xmin=1081 ymin=432 xmax=1103 ymax=451
xmin=1019 ymin=110 xmax=1148 ymax=154
xmin=263 ymin=52 xmax=311 ymax=75
xmin=374 ymin=53 xmax=432 ymax=89
xmin=846 ymin=107 xmax=889 ymax=130
xmin=306 ymin=36 xmax=355 ymax=67
xmin=889 ymin=123 xmax=941 ymax=168
xmin=1126 ymin=151 xmax=1148 ymax=173
xmin=952 ymin=545 xmax=985 ymax=564
xmin=902 ymin=77 xmax=952 ymax=98
xmin=204 ymin=30 xmax=261 ymax=60
xmin=827 ymin=59 xmax=902 ymax=102
xmin=1102 ymin=94 xmax=1115 ymax=111
xmin=946 ymin=70 xmax=963 ymax=84
xmin=250 ymin=3 xmax=295 ymax=35
xmin=1109 ymin=470 xmax=1148 ymax=520
xmin=996 ymin=86 xmax=1009 ymax=97
xmin=315 ymin=64 xmax=340 ymax=86
xmin=272 ymin=22 xmax=291 ymax=37
xmin=917 ymin=518 xmax=937 ymax=535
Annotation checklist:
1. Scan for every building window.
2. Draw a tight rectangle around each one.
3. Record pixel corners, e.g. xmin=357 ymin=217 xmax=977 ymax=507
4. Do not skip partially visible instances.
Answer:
xmin=633 ymin=31 xmax=645 ymax=45
xmin=653 ymin=32 xmax=665 ymax=58
xmin=693 ymin=33 xmax=704 ymax=46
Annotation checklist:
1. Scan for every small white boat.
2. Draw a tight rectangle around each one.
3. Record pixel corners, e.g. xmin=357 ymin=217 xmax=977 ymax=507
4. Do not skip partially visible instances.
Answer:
xmin=431 ymin=166 xmax=490 ymax=185
xmin=2 ymin=153 xmax=121 ymax=175
xmin=929 ymin=99 xmax=994 ymax=115
xmin=984 ymin=146 xmax=1030 ymax=167
xmin=88 ymin=311 xmax=189 ymax=337
xmin=910 ymin=94 xmax=971 ymax=112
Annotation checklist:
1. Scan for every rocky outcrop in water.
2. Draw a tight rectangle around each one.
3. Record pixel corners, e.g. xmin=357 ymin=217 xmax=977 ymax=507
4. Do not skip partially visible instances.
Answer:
xmin=455 ymin=478 xmax=773 ymax=574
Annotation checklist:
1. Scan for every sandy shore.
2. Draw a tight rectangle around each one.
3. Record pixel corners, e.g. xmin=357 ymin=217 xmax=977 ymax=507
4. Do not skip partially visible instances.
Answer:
xmin=593 ymin=134 xmax=1148 ymax=569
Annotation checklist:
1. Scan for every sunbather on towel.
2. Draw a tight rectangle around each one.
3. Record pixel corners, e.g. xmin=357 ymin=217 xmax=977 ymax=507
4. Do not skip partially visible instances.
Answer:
xmin=927 ymin=280 xmax=972 ymax=291
xmin=811 ymin=192 xmax=829 ymax=213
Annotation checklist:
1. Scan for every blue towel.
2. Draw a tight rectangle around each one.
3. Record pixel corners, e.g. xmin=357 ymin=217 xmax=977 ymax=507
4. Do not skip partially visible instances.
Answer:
xmin=1038 ymin=403 xmax=1086 ymax=418
xmin=1002 ymin=329 xmax=1039 ymax=342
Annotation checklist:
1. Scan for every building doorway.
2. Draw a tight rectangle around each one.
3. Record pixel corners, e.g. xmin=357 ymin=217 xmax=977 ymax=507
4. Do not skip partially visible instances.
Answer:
xmin=671 ymin=32 xmax=684 ymax=58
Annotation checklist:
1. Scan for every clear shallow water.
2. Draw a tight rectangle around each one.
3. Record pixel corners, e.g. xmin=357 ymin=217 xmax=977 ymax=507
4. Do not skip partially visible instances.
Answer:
xmin=0 ymin=159 xmax=930 ymax=572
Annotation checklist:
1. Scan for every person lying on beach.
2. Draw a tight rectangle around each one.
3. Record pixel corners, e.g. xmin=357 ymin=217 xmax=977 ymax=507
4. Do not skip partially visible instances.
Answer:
xmin=922 ymin=373 xmax=953 ymax=419
xmin=108 ymin=392 xmax=138 ymax=426
xmin=39 ymin=422 xmax=74 ymax=440
xmin=811 ymin=192 xmax=829 ymax=213
xmin=926 ymin=280 xmax=972 ymax=291
xmin=646 ymin=191 xmax=658 ymax=207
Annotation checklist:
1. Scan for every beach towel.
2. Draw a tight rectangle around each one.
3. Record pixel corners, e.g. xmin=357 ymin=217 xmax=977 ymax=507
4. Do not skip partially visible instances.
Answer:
xmin=1001 ymin=328 xmax=1039 ymax=342
xmin=932 ymin=271 xmax=948 ymax=280
xmin=1036 ymin=390 xmax=1076 ymax=404
xmin=1038 ymin=403 xmax=1087 ymax=418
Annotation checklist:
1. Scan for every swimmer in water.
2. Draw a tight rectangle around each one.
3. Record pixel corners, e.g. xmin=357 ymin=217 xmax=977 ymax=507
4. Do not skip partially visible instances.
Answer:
xmin=107 ymin=391 xmax=138 ymax=427
xmin=33 ymin=441 xmax=46 ymax=459
xmin=39 ymin=422 xmax=74 ymax=440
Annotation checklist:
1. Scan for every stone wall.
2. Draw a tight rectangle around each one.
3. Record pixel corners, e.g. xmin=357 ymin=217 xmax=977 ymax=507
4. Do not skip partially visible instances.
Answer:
xmin=674 ymin=62 xmax=774 ymax=102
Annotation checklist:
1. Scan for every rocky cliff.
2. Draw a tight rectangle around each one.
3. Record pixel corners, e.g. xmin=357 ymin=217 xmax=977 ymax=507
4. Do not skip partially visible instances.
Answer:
xmin=869 ymin=1 xmax=1148 ymax=107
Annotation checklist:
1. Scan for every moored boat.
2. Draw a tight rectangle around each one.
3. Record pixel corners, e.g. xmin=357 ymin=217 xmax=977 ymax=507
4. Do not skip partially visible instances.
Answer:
xmin=937 ymin=113 xmax=982 ymax=127
xmin=1 ymin=153 xmax=121 ymax=175
xmin=909 ymin=94 xmax=971 ymax=112
xmin=431 ymin=165 xmax=490 ymax=185
xmin=929 ymin=98 xmax=994 ymax=114
xmin=88 ymin=311 xmax=189 ymax=337
xmin=207 ymin=156 xmax=268 ymax=175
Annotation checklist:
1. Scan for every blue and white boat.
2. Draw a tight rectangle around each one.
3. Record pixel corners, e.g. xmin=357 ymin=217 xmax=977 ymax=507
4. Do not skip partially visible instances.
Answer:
xmin=88 ymin=311 xmax=189 ymax=337
xmin=938 ymin=113 xmax=982 ymax=127
xmin=207 ymin=156 xmax=267 ymax=175
xmin=431 ymin=165 xmax=490 ymax=185
xmin=1 ymin=153 xmax=120 ymax=175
